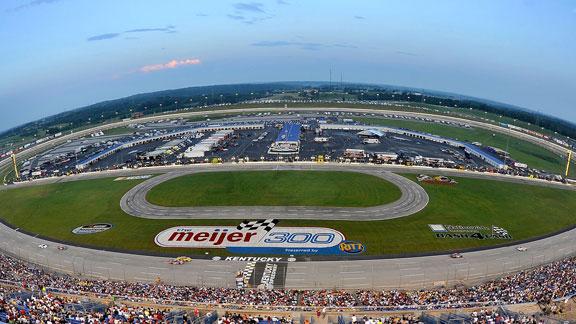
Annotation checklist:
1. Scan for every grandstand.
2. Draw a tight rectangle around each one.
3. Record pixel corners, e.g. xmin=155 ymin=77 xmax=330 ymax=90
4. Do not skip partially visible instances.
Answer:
xmin=268 ymin=123 xmax=302 ymax=154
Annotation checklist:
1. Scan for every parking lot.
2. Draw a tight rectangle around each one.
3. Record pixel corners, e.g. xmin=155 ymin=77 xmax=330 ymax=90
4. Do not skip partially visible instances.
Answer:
xmin=19 ymin=112 xmax=527 ymax=180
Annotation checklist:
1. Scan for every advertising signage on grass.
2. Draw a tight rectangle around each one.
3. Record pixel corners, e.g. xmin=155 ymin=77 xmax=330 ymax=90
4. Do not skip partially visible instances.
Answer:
xmin=72 ymin=223 xmax=113 ymax=235
xmin=155 ymin=219 xmax=365 ymax=255
xmin=428 ymin=224 xmax=512 ymax=240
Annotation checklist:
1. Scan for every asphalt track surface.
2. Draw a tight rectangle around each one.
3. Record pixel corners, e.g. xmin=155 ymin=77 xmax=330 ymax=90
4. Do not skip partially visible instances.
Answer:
xmin=1 ymin=162 xmax=576 ymax=290
xmin=119 ymin=165 xmax=429 ymax=221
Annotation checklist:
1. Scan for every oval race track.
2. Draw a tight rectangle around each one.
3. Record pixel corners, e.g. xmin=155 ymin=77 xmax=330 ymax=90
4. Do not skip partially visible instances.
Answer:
xmin=119 ymin=164 xmax=429 ymax=221
xmin=1 ymin=162 xmax=576 ymax=290
xmin=0 ymin=104 xmax=575 ymax=291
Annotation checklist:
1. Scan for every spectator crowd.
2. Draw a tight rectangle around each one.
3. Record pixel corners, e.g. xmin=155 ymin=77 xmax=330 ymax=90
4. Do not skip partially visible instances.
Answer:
xmin=1 ymin=252 xmax=575 ymax=312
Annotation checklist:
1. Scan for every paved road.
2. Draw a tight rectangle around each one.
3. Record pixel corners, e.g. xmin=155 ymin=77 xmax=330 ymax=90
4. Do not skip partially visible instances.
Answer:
xmin=119 ymin=164 xmax=429 ymax=221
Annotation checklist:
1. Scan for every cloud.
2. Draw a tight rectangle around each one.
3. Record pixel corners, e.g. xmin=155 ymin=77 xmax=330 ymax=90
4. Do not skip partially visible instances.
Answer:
xmin=87 ymin=26 xmax=176 ymax=42
xmin=125 ymin=25 xmax=176 ymax=33
xmin=87 ymin=33 xmax=121 ymax=42
xmin=244 ymin=15 xmax=274 ymax=24
xmin=354 ymin=15 xmax=365 ymax=20
xmin=333 ymin=43 xmax=358 ymax=49
xmin=227 ymin=14 xmax=246 ymax=20
xmin=7 ymin=0 xmax=61 ymax=12
xmin=233 ymin=2 xmax=265 ymax=13
xmin=227 ymin=13 xmax=273 ymax=25
xmin=395 ymin=50 xmax=418 ymax=56
xmin=252 ymin=40 xmax=356 ymax=51
xmin=140 ymin=58 xmax=201 ymax=73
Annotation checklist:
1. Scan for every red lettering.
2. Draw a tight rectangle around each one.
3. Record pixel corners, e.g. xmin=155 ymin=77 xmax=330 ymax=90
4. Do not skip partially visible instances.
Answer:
xmin=227 ymin=232 xmax=243 ymax=242
xmin=243 ymin=232 xmax=257 ymax=242
xmin=168 ymin=232 xmax=194 ymax=241
xmin=195 ymin=232 xmax=209 ymax=241
xmin=214 ymin=231 xmax=228 ymax=246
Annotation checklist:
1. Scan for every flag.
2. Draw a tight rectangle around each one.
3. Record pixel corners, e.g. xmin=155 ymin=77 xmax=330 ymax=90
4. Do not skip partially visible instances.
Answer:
xmin=237 ymin=219 xmax=278 ymax=231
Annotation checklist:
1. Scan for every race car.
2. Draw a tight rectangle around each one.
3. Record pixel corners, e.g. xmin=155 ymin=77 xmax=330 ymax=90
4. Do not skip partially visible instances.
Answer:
xmin=168 ymin=256 xmax=193 ymax=265
xmin=450 ymin=253 xmax=463 ymax=259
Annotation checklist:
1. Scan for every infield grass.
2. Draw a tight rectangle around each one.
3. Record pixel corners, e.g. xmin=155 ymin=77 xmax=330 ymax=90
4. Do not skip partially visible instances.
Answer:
xmin=147 ymin=171 xmax=402 ymax=207
xmin=0 ymin=172 xmax=575 ymax=256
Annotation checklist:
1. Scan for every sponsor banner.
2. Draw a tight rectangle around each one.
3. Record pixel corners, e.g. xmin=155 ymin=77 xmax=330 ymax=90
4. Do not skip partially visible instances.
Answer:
xmin=72 ymin=223 xmax=113 ymax=235
xmin=155 ymin=226 xmax=344 ymax=249
xmin=227 ymin=246 xmax=341 ymax=255
xmin=223 ymin=256 xmax=285 ymax=262
xmin=114 ymin=175 xmax=152 ymax=181
xmin=229 ymin=240 xmax=366 ymax=255
xmin=251 ymin=261 xmax=288 ymax=289
xmin=429 ymin=224 xmax=512 ymax=240
xmin=155 ymin=220 xmax=365 ymax=255
xmin=338 ymin=241 xmax=366 ymax=254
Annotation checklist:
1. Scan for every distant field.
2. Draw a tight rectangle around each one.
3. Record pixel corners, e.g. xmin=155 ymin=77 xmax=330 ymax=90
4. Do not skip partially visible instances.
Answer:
xmin=103 ymin=126 xmax=136 ymax=136
xmin=0 ymin=173 xmax=575 ymax=256
xmin=356 ymin=117 xmax=575 ymax=176
xmin=147 ymin=170 xmax=401 ymax=207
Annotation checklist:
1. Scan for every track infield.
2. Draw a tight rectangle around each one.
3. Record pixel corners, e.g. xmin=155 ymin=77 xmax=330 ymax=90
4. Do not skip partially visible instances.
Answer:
xmin=146 ymin=170 xmax=402 ymax=207
xmin=0 ymin=170 xmax=575 ymax=257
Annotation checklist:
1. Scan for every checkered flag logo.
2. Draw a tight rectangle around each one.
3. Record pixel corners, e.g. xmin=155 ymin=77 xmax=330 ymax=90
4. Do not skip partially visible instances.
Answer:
xmin=237 ymin=219 xmax=279 ymax=231
xmin=492 ymin=225 xmax=509 ymax=236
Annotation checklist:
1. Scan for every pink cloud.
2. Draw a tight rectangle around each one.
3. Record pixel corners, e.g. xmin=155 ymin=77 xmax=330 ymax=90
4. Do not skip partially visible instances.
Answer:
xmin=140 ymin=58 xmax=201 ymax=73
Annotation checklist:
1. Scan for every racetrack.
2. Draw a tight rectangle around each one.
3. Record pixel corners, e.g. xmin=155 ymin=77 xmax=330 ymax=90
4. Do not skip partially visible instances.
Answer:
xmin=119 ymin=165 xmax=429 ymax=221
xmin=0 ymin=105 xmax=575 ymax=291
xmin=1 ymin=162 xmax=576 ymax=290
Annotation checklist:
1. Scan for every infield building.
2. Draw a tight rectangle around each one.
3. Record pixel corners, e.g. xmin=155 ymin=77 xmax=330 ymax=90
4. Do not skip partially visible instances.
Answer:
xmin=268 ymin=123 xmax=301 ymax=154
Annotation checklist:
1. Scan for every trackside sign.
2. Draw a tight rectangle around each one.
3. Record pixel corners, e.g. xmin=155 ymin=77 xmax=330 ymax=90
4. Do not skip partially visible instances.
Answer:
xmin=154 ymin=219 xmax=363 ymax=255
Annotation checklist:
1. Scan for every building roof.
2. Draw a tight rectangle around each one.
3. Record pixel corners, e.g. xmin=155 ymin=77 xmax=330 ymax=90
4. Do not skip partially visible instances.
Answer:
xmin=77 ymin=143 xmax=122 ymax=166
xmin=275 ymin=123 xmax=301 ymax=143
xmin=462 ymin=143 xmax=506 ymax=168
xmin=357 ymin=129 xmax=385 ymax=137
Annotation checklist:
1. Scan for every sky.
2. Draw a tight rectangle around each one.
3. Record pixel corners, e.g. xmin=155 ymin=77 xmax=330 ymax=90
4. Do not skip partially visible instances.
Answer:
xmin=1 ymin=0 xmax=576 ymax=132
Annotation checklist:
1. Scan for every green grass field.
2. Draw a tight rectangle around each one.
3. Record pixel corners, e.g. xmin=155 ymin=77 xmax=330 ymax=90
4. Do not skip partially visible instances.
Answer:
xmin=103 ymin=126 xmax=136 ymax=136
xmin=147 ymin=171 xmax=402 ymax=207
xmin=1 ymin=171 xmax=575 ymax=256
xmin=356 ymin=117 xmax=575 ymax=176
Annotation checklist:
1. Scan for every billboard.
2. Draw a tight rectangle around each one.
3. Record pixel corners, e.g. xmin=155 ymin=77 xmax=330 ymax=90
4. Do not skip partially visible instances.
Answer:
xmin=155 ymin=219 xmax=364 ymax=255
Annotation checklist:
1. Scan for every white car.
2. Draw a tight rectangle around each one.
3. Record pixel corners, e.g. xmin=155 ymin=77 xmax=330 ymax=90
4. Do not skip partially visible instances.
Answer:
xmin=516 ymin=247 xmax=528 ymax=252
xmin=37 ymin=244 xmax=48 ymax=249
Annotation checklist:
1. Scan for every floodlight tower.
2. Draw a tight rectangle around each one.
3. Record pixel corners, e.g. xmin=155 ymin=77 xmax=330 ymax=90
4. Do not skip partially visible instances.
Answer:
xmin=566 ymin=150 xmax=573 ymax=178
xmin=11 ymin=154 xmax=20 ymax=181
